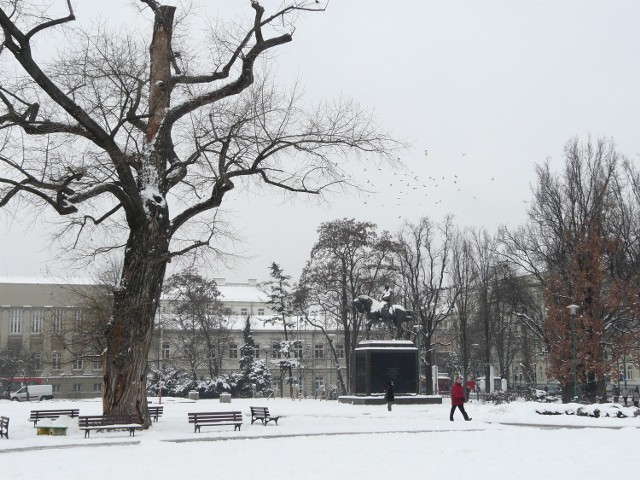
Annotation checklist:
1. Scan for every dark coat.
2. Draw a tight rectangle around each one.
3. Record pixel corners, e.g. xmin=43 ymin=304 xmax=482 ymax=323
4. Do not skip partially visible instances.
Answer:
xmin=385 ymin=384 xmax=395 ymax=402
xmin=451 ymin=381 xmax=465 ymax=406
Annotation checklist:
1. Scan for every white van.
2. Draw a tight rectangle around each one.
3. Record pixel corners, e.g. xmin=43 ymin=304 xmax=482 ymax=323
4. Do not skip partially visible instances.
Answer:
xmin=10 ymin=384 xmax=54 ymax=401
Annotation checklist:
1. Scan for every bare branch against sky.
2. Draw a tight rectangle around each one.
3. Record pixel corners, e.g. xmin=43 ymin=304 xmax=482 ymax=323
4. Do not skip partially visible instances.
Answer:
xmin=2 ymin=0 xmax=639 ymax=282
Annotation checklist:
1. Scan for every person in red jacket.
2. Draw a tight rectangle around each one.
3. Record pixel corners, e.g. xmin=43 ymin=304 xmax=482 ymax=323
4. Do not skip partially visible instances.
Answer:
xmin=450 ymin=376 xmax=472 ymax=421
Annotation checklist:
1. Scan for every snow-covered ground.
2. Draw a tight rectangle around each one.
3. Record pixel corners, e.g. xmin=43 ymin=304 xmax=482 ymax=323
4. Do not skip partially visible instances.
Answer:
xmin=0 ymin=396 xmax=638 ymax=480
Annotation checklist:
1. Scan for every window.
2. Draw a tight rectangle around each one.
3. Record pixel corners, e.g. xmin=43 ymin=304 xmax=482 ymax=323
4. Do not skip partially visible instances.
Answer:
xmin=33 ymin=354 xmax=42 ymax=371
xmin=73 ymin=353 xmax=83 ymax=370
xmin=31 ymin=309 xmax=44 ymax=334
xmin=228 ymin=343 xmax=238 ymax=359
xmin=253 ymin=344 xmax=260 ymax=358
xmin=627 ymin=367 xmax=634 ymax=380
xmin=52 ymin=352 xmax=62 ymax=370
xmin=314 ymin=343 xmax=325 ymax=359
xmin=93 ymin=383 xmax=102 ymax=393
xmin=294 ymin=342 xmax=304 ymax=359
xmin=74 ymin=310 xmax=84 ymax=333
xmin=257 ymin=308 xmax=265 ymax=316
xmin=336 ymin=344 xmax=345 ymax=359
xmin=161 ymin=342 xmax=170 ymax=360
xmin=92 ymin=357 xmax=101 ymax=370
xmin=9 ymin=309 xmax=22 ymax=334
xmin=240 ymin=308 xmax=248 ymax=316
xmin=271 ymin=343 xmax=281 ymax=359
xmin=52 ymin=309 xmax=64 ymax=334
xmin=315 ymin=376 xmax=324 ymax=391
xmin=73 ymin=383 xmax=82 ymax=393
xmin=52 ymin=384 xmax=61 ymax=393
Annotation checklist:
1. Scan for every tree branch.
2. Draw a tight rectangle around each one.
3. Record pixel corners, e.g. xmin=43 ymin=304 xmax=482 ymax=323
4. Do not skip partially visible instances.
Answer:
xmin=24 ymin=0 xmax=75 ymax=42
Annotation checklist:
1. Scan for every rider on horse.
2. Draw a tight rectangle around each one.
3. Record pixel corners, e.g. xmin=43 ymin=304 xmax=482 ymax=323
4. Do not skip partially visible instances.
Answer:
xmin=380 ymin=285 xmax=394 ymax=317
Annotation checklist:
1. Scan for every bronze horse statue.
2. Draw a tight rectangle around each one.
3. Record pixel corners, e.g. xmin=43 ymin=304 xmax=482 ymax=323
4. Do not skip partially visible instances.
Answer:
xmin=352 ymin=295 xmax=413 ymax=340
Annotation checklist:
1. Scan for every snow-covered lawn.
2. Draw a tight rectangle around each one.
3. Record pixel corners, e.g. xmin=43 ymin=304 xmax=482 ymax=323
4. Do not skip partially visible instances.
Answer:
xmin=0 ymin=396 xmax=638 ymax=479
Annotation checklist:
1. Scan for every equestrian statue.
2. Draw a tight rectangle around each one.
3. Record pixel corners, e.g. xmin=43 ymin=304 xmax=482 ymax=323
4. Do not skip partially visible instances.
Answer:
xmin=352 ymin=287 xmax=413 ymax=340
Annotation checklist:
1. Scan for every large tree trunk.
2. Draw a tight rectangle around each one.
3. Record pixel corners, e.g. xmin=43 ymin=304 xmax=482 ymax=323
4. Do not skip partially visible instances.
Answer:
xmin=104 ymin=225 xmax=169 ymax=427
xmin=102 ymin=5 xmax=175 ymax=426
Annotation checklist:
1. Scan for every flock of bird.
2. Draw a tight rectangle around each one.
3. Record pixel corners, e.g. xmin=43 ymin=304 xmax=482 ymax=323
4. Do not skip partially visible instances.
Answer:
xmin=346 ymin=150 xmax=497 ymax=220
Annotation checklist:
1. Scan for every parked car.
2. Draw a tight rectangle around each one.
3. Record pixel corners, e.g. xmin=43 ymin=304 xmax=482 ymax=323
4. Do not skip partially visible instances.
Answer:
xmin=10 ymin=384 xmax=54 ymax=401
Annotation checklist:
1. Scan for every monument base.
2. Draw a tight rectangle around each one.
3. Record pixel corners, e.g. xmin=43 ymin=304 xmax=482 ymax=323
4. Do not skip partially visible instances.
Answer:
xmin=354 ymin=340 xmax=418 ymax=395
xmin=337 ymin=395 xmax=442 ymax=405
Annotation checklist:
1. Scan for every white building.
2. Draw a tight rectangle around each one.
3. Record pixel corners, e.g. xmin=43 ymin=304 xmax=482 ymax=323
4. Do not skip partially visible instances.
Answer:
xmin=0 ymin=278 xmax=344 ymax=399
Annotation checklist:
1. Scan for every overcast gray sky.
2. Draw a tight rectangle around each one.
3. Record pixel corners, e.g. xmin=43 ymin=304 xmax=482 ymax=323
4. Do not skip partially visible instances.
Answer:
xmin=1 ymin=0 xmax=639 ymax=283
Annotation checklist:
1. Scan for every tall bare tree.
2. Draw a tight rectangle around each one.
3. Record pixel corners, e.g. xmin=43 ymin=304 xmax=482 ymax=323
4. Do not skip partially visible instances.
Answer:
xmin=502 ymin=137 xmax=638 ymax=402
xmin=298 ymin=218 xmax=395 ymax=393
xmin=292 ymin=281 xmax=348 ymax=396
xmin=394 ymin=216 xmax=457 ymax=394
xmin=449 ymin=227 xmax=479 ymax=396
xmin=0 ymin=1 xmax=398 ymax=423
xmin=162 ymin=270 xmax=231 ymax=381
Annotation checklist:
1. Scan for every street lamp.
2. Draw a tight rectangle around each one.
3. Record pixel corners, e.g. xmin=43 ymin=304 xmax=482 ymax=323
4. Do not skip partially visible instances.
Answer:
xmin=471 ymin=344 xmax=479 ymax=399
xmin=567 ymin=304 xmax=579 ymax=402
xmin=413 ymin=325 xmax=422 ymax=393
xmin=412 ymin=324 xmax=422 ymax=369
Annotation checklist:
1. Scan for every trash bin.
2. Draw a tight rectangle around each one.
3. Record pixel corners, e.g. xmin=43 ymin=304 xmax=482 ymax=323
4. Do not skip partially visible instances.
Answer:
xmin=219 ymin=393 xmax=231 ymax=403
xmin=188 ymin=390 xmax=199 ymax=400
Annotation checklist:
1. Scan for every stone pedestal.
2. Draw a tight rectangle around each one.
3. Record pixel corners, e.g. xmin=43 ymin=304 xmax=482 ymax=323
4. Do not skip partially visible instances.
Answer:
xmin=354 ymin=340 xmax=418 ymax=396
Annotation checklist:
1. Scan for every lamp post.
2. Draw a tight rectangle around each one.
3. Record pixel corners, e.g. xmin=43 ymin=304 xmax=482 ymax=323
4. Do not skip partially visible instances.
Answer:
xmin=471 ymin=344 xmax=479 ymax=400
xmin=567 ymin=304 xmax=579 ymax=402
xmin=413 ymin=325 xmax=422 ymax=393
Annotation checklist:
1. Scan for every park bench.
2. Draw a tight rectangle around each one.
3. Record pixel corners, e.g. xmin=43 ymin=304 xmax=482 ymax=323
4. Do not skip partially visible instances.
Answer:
xmin=79 ymin=414 xmax=143 ymax=438
xmin=0 ymin=416 xmax=9 ymax=439
xmin=29 ymin=408 xmax=80 ymax=426
xmin=188 ymin=411 xmax=243 ymax=433
xmin=148 ymin=405 xmax=163 ymax=422
xmin=250 ymin=406 xmax=281 ymax=426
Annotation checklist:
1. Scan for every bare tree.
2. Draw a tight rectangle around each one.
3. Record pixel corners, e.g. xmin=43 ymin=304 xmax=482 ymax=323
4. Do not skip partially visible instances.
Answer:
xmin=298 ymin=218 xmax=395 ymax=393
xmin=292 ymin=282 xmax=348 ymax=396
xmin=449 ymin=227 xmax=479 ymax=396
xmin=0 ymin=1 xmax=399 ymax=423
xmin=501 ymin=137 xmax=638 ymax=402
xmin=162 ymin=270 xmax=231 ymax=381
xmin=394 ymin=216 xmax=458 ymax=394
xmin=0 ymin=347 xmax=39 ymax=398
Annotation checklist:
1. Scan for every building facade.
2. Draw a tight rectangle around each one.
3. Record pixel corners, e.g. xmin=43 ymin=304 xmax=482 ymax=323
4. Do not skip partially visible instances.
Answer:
xmin=1 ymin=278 xmax=638 ymax=400
xmin=0 ymin=279 xmax=344 ymax=399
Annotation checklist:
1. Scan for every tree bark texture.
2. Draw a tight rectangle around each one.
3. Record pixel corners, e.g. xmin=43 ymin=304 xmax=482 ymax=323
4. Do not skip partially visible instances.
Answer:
xmin=104 ymin=225 xmax=169 ymax=426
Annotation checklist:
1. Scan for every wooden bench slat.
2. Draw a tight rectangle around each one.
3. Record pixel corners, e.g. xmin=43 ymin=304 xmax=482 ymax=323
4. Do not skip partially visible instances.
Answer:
xmin=148 ymin=406 xmax=163 ymax=422
xmin=79 ymin=414 xmax=143 ymax=438
xmin=250 ymin=406 xmax=280 ymax=426
xmin=188 ymin=411 xmax=243 ymax=432
xmin=29 ymin=409 xmax=80 ymax=426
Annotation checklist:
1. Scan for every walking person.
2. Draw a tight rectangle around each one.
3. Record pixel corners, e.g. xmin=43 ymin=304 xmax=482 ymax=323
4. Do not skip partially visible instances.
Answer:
xmin=450 ymin=376 xmax=471 ymax=421
xmin=385 ymin=381 xmax=395 ymax=411
xmin=633 ymin=387 xmax=639 ymax=407
xmin=623 ymin=387 xmax=629 ymax=406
